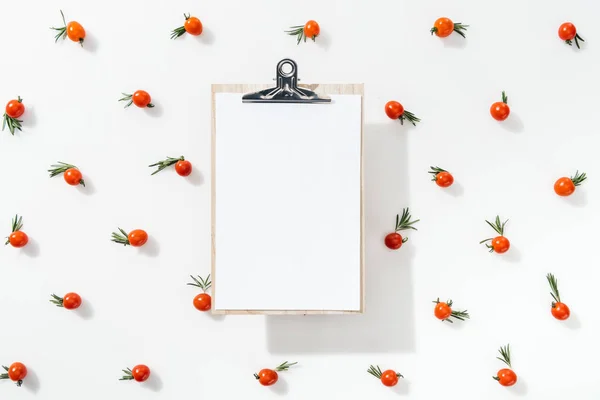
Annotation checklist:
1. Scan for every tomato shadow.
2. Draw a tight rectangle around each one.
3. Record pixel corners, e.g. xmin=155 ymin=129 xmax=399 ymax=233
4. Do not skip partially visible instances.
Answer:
xmin=500 ymin=113 xmax=524 ymax=134
xmin=444 ymin=181 xmax=464 ymax=197
xmin=139 ymin=237 xmax=160 ymax=257
xmin=563 ymin=312 xmax=581 ymax=329
xmin=392 ymin=379 xmax=410 ymax=395
xmin=75 ymin=299 xmax=94 ymax=320
xmin=507 ymin=378 xmax=528 ymax=396
xmin=142 ymin=372 xmax=163 ymax=392
xmin=208 ymin=312 xmax=226 ymax=321
xmin=501 ymin=246 xmax=521 ymax=263
xmin=22 ymin=106 xmax=36 ymax=129
xmin=265 ymin=124 xmax=416 ymax=354
xmin=196 ymin=28 xmax=215 ymax=45
xmin=187 ymin=168 xmax=204 ymax=186
xmin=442 ymin=34 xmax=467 ymax=49
xmin=83 ymin=32 xmax=99 ymax=53
xmin=77 ymin=177 xmax=96 ymax=195
xmin=22 ymin=238 xmax=40 ymax=258
xmin=268 ymin=377 xmax=289 ymax=396
xmin=563 ymin=189 xmax=587 ymax=207
xmin=23 ymin=368 xmax=40 ymax=393
xmin=315 ymin=30 xmax=331 ymax=51
xmin=144 ymin=102 xmax=164 ymax=118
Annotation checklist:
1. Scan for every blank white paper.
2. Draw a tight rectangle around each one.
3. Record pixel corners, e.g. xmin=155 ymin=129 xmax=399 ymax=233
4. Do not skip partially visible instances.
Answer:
xmin=214 ymin=93 xmax=362 ymax=311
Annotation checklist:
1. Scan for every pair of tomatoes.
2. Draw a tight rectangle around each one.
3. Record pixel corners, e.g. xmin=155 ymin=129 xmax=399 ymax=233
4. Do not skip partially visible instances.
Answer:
xmin=111 ymin=228 xmax=148 ymax=247
xmin=51 ymin=10 xmax=85 ymax=46
xmin=1 ymin=362 xmax=27 ymax=387
xmin=120 ymin=365 xmax=150 ymax=382
xmin=254 ymin=361 xmax=297 ymax=386
xmin=367 ymin=365 xmax=403 ymax=387
xmin=50 ymin=293 xmax=82 ymax=310
xmin=48 ymin=162 xmax=85 ymax=187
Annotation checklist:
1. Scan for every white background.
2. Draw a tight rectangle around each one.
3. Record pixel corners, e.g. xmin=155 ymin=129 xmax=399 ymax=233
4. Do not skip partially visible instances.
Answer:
xmin=214 ymin=94 xmax=362 ymax=311
xmin=0 ymin=0 xmax=599 ymax=399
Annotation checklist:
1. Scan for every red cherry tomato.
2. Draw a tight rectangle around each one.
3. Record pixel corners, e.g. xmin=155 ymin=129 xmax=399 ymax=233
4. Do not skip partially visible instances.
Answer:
xmin=7 ymin=362 xmax=27 ymax=383
xmin=558 ymin=22 xmax=577 ymax=41
xmin=67 ymin=21 xmax=86 ymax=44
xmin=492 ymin=236 xmax=510 ymax=253
xmin=496 ymin=368 xmax=517 ymax=386
xmin=554 ymin=177 xmax=575 ymax=196
xmin=8 ymin=231 xmax=28 ymax=248
xmin=435 ymin=172 xmax=454 ymax=187
xmin=132 ymin=91 xmax=152 ymax=108
xmin=193 ymin=293 xmax=212 ymax=311
xmin=385 ymin=101 xmax=404 ymax=119
xmin=128 ymin=229 xmax=148 ymax=247
xmin=384 ymin=232 xmax=404 ymax=250
xmin=490 ymin=102 xmax=510 ymax=121
xmin=63 ymin=293 xmax=82 ymax=310
xmin=175 ymin=160 xmax=192 ymax=177
xmin=380 ymin=370 xmax=400 ymax=387
xmin=552 ymin=302 xmax=570 ymax=320
xmin=5 ymin=98 xmax=25 ymax=118
xmin=432 ymin=17 xmax=454 ymax=37
xmin=303 ymin=20 xmax=320 ymax=40
xmin=131 ymin=365 xmax=150 ymax=382
xmin=434 ymin=302 xmax=452 ymax=320
xmin=185 ymin=16 xmax=203 ymax=35
xmin=256 ymin=369 xmax=278 ymax=386
xmin=64 ymin=168 xmax=83 ymax=186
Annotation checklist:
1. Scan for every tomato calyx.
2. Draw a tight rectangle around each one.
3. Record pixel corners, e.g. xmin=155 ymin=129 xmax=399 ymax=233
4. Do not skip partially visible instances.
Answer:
xmin=566 ymin=32 xmax=585 ymax=49
xmin=367 ymin=365 xmax=403 ymax=380
xmin=111 ymin=228 xmax=132 ymax=246
xmin=149 ymin=156 xmax=186 ymax=175
xmin=428 ymin=166 xmax=448 ymax=182
xmin=48 ymin=162 xmax=85 ymax=186
xmin=393 ymin=208 xmax=419 ymax=243
xmin=4 ymin=215 xmax=24 ymax=246
xmin=2 ymin=96 xmax=24 ymax=136
xmin=187 ymin=274 xmax=211 ymax=293
xmin=479 ymin=215 xmax=508 ymax=252
xmin=119 ymin=93 xmax=154 ymax=108
xmin=500 ymin=91 xmax=508 ymax=104
xmin=570 ymin=170 xmax=587 ymax=186
xmin=433 ymin=298 xmax=470 ymax=323
xmin=171 ymin=13 xmax=191 ymax=39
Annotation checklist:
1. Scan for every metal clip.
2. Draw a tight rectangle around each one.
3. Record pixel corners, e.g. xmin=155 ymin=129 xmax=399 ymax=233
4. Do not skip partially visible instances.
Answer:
xmin=242 ymin=59 xmax=331 ymax=104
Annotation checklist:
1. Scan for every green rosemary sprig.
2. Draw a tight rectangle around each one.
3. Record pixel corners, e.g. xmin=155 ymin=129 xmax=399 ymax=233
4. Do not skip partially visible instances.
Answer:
xmin=49 ymin=294 xmax=64 ymax=307
xmin=0 ymin=365 xmax=9 ymax=380
xmin=48 ymin=162 xmax=85 ymax=186
xmin=480 ymin=215 xmax=508 ymax=251
xmin=571 ymin=171 xmax=587 ymax=186
xmin=452 ymin=22 xmax=469 ymax=38
xmin=149 ymin=156 xmax=184 ymax=175
xmin=496 ymin=344 xmax=512 ymax=368
xmin=5 ymin=215 xmax=23 ymax=245
xmin=50 ymin=10 xmax=68 ymax=42
xmin=119 ymin=368 xmax=134 ymax=380
xmin=171 ymin=13 xmax=190 ymax=39
xmin=546 ymin=273 xmax=561 ymax=305
xmin=274 ymin=361 xmax=297 ymax=372
xmin=285 ymin=25 xmax=306 ymax=45
xmin=501 ymin=91 xmax=508 ymax=104
xmin=187 ymin=274 xmax=211 ymax=292
xmin=2 ymin=113 xmax=23 ymax=135
xmin=111 ymin=228 xmax=130 ymax=246
xmin=367 ymin=364 xmax=383 ymax=379
xmin=567 ymin=33 xmax=585 ymax=49
xmin=399 ymin=110 xmax=420 ymax=126
xmin=394 ymin=208 xmax=420 ymax=232
xmin=428 ymin=166 xmax=448 ymax=181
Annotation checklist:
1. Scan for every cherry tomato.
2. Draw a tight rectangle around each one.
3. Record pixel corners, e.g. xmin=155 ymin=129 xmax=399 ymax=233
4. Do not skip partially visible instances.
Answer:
xmin=552 ymin=302 xmax=570 ymax=320
xmin=64 ymin=168 xmax=83 ymax=186
xmin=435 ymin=172 xmax=454 ymax=187
xmin=7 ymin=362 xmax=27 ymax=383
xmin=128 ymin=229 xmax=148 ymax=247
xmin=175 ymin=160 xmax=192 ymax=177
xmin=492 ymin=236 xmax=510 ymax=253
xmin=5 ymin=98 xmax=25 ymax=118
xmin=193 ymin=293 xmax=212 ymax=311
xmin=496 ymin=368 xmax=517 ymax=386
xmin=8 ymin=231 xmax=28 ymax=248
xmin=554 ymin=177 xmax=575 ymax=196
xmin=434 ymin=302 xmax=452 ymax=320
xmin=385 ymin=101 xmax=404 ymax=120
xmin=558 ymin=22 xmax=576 ymax=41
xmin=131 ymin=365 xmax=150 ymax=382
xmin=490 ymin=102 xmax=510 ymax=121
xmin=303 ymin=20 xmax=320 ymax=40
xmin=256 ymin=369 xmax=278 ymax=386
xmin=380 ymin=370 xmax=400 ymax=387
xmin=185 ymin=17 xmax=203 ymax=36
xmin=132 ymin=91 xmax=152 ymax=108
xmin=67 ymin=21 xmax=85 ymax=44
xmin=63 ymin=293 xmax=82 ymax=310
xmin=384 ymin=232 xmax=404 ymax=250
xmin=432 ymin=17 xmax=454 ymax=38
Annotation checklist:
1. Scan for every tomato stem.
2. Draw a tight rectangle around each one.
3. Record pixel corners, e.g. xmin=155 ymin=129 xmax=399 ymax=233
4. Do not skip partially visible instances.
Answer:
xmin=398 ymin=110 xmax=420 ymax=126
xmin=2 ymin=113 xmax=23 ymax=135
xmin=546 ymin=273 xmax=561 ymax=305
xmin=274 ymin=361 xmax=297 ymax=372
xmin=149 ymin=156 xmax=185 ymax=175
xmin=187 ymin=274 xmax=211 ymax=292
xmin=453 ymin=22 xmax=468 ymax=38
xmin=367 ymin=365 xmax=383 ymax=379
xmin=253 ymin=373 xmax=260 ymax=379
xmin=111 ymin=228 xmax=131 ymax=246
xmin=49 ymin=294 xmax=65 ymax=307
xmin=501 ymin=91 xmax=508 ymax=104
xmin=285 ymin=25 xmax=306 ymax=45
xmin=496 ymin=344 xmax=512 ymax=368
xmin=570 ymin=170 xmax=587 ymax=186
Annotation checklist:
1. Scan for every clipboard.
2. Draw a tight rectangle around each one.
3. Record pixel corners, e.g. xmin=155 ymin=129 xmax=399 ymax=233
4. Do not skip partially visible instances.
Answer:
xmin=211 ymin=59 xmax=364 ymax=315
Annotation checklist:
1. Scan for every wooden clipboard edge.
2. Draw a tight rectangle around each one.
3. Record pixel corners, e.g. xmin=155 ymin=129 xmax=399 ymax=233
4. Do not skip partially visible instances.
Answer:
xmin=211 ymin=83 xmax=365 ymax=315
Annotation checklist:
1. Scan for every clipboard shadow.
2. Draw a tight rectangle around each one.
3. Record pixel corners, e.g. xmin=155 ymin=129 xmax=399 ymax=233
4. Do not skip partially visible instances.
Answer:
xmin=265 ymin=123 xmax=416 ymax=353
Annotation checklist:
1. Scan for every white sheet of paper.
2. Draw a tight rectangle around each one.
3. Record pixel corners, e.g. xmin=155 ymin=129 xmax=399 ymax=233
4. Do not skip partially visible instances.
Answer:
xmin=214 ymin=93 xmax=362 ymax=311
